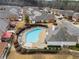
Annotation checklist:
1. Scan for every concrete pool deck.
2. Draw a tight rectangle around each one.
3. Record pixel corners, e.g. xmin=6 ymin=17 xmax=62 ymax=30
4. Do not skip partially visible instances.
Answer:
xmin=38 ymin=29 xmax=47 ymax=43
xmin=21 ymin=27 xmax=47 ymax=48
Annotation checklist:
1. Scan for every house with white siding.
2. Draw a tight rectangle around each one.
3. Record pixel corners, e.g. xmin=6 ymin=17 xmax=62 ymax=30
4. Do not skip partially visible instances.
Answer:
xmin=46 ymin=20 xmax=79 ymax=46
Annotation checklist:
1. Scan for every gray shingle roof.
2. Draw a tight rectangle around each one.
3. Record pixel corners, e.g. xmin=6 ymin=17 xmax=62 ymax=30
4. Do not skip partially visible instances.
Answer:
xmin=62 ymin=20 xmax=79 ymax=36
xmin=30 ymin=13 xmax=54 ymax=21
xmin=0 ymin=19 xmax=9 ymax=35
xmin=47 ymin=27 xmax=77 ymax=42
xmin=46 ymin=20 xmax=78 ymax=43
xmin=58 ymin=10 xmax=74 ymax=16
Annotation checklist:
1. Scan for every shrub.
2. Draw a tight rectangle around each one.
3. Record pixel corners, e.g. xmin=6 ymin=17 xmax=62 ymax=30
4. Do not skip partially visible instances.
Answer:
xmin=24 ymin=15 xmax=29 ymax=23
xmin=21 ymin=48 xmax=26 ymax=54
xmin=76 ymin=44 xmax=79 ymax=48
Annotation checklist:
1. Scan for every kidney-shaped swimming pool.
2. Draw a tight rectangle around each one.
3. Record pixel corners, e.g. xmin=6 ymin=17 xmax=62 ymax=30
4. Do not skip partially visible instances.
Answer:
xmin=25 ymin=27 xmax=43 ymax=43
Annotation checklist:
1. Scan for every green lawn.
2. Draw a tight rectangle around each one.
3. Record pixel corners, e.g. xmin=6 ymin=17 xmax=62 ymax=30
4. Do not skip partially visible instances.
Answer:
xmin=69 ymin=44 xmax=79 ymax=51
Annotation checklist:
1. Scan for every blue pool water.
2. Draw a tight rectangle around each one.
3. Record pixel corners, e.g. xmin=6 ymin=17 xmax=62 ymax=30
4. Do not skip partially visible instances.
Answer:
xmin=25 ymin=27 xmax=43 ymax=43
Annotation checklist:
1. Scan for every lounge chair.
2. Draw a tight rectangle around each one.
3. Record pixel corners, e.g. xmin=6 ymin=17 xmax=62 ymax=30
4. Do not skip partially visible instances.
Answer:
xmin=26 ymin=43 xmax=32 ymax=49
